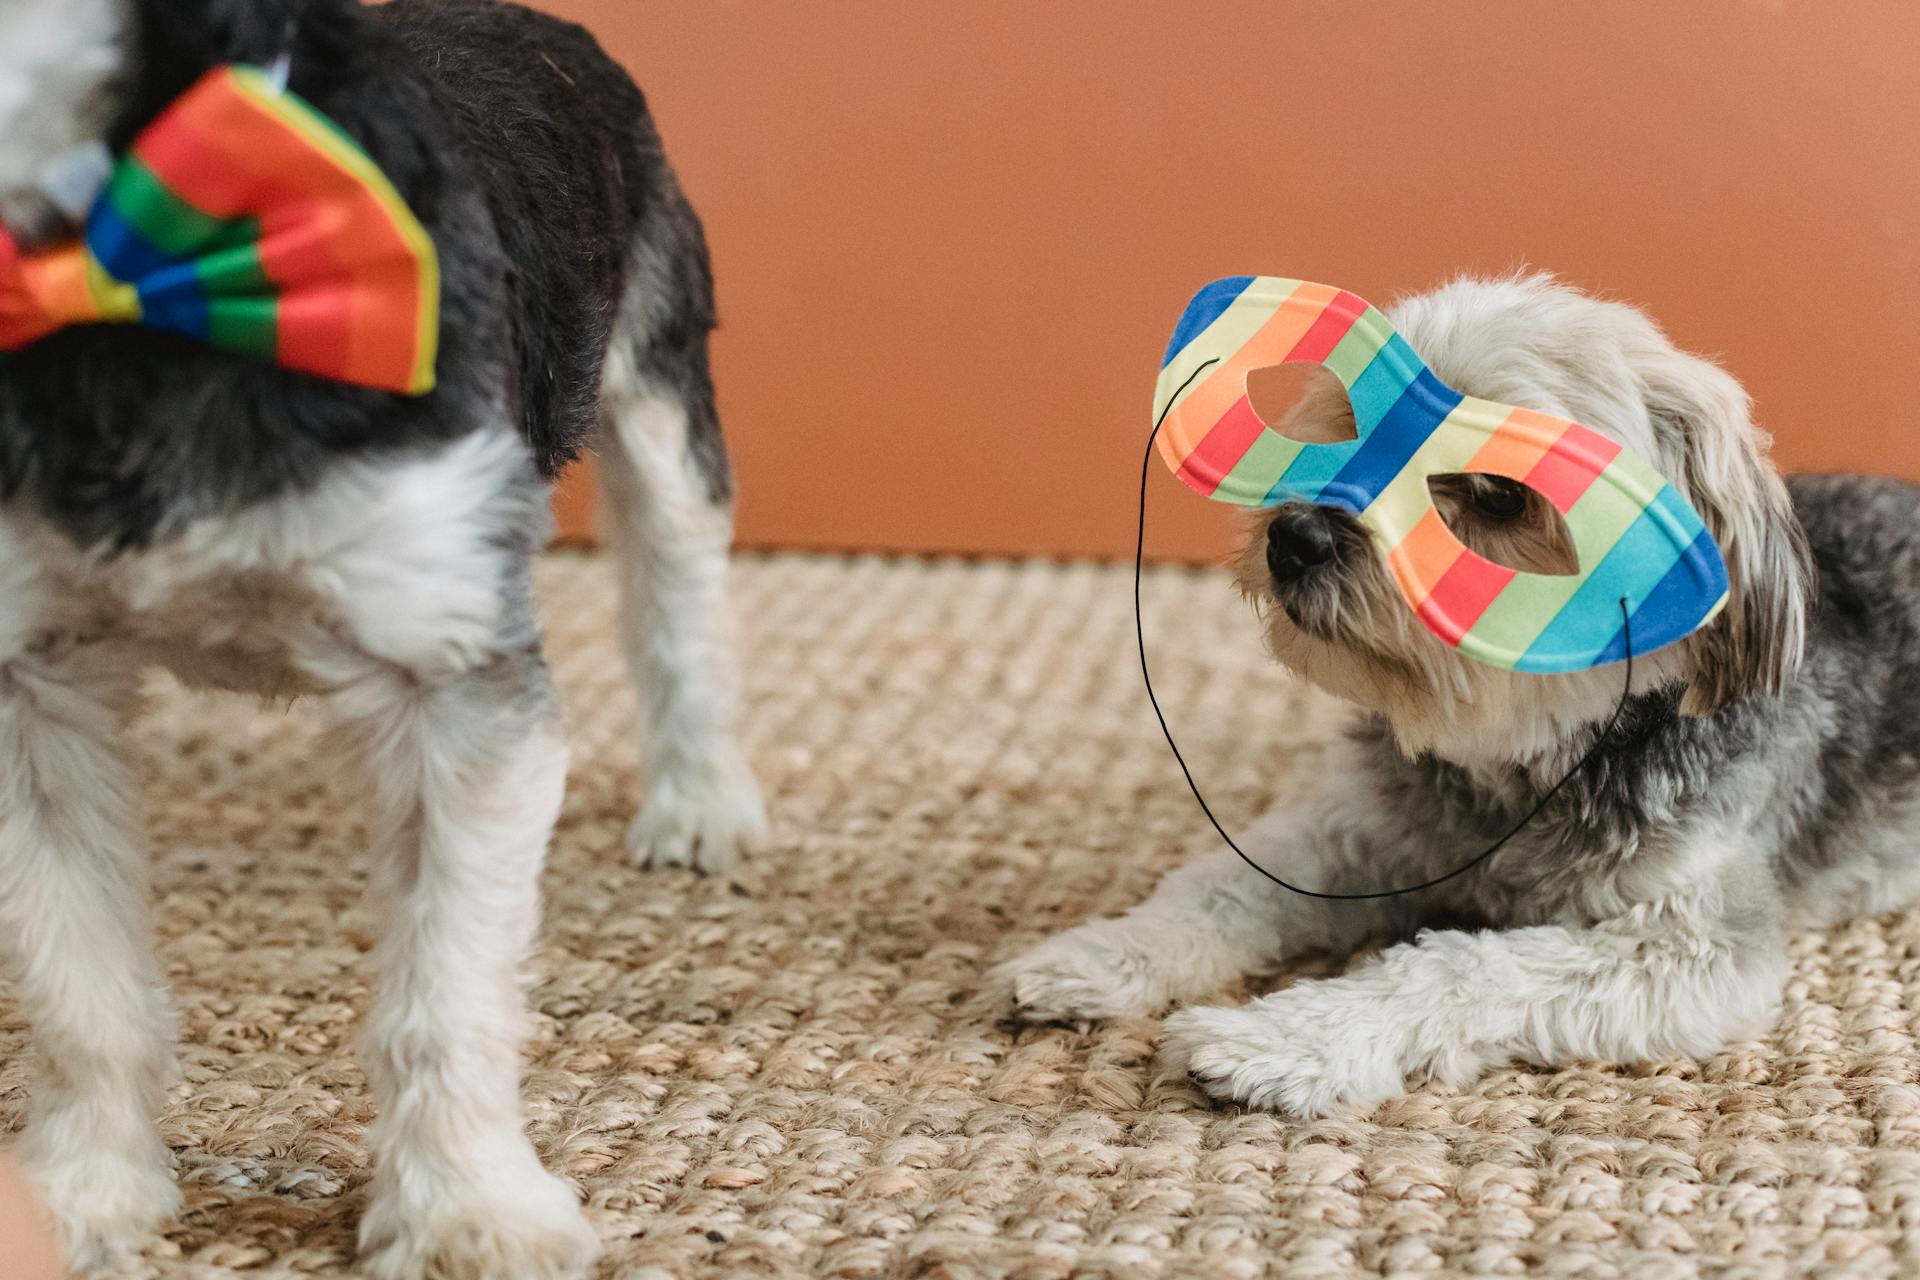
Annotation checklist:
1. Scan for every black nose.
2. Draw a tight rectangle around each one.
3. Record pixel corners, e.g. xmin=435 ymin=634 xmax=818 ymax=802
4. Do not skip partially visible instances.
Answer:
xmin=1266 ymin=505 xmax=1337 ymax=583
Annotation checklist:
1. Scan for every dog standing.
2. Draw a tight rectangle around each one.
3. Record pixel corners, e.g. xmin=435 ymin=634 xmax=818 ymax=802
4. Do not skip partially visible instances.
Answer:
xmin=1001 ymin=274 xmax=1920 ymax=1117
xmin=0 ymin=0 xmax=762 ymax=1273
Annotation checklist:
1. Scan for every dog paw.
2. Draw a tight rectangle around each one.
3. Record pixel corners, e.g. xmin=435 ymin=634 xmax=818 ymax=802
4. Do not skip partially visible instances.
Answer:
xmin=360 ymin=1159 xmax=597 ymax=1280
xmin=21 ymin=1139 xmax=180 ymax=1270
xmin=628 ymin=753 xmax=768 ymax=874
xmin=1160 ymin=993 xmax=1406 ymax=1117
xmin=995 ymin=919 xmax=1175 ymax=1021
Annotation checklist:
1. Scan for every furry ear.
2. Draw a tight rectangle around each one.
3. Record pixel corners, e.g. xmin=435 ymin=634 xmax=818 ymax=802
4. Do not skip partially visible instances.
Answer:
xmin=1640 ymin=348 xmax=1812 ymax=716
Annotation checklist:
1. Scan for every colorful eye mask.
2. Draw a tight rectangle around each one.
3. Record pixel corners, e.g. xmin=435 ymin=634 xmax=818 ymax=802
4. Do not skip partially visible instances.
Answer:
xmin=1155 ymin=277 xmax=1728 ymax=673
xmin=0 ymin=65 xmax=439 ymax=395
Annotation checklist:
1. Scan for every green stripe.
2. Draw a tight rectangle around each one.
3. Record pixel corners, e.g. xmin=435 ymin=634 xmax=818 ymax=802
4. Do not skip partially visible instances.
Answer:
xmin=1216 ymin=430 xmax=1305 ymax=506
xmin=205 ymin=296 xmax=278 ymax=357
xmin=1464 ymin=470 xmax=1652 ymax=658
xmin=191 ymin=229 xmax=277 ymax=357
xmin=1321 ymin=306 xmax=1394 ymax=388
xmin=106 ymin=157 xmax=231 ymax=257
xmin=1598 ymin=444 xmax=1669 ymax=509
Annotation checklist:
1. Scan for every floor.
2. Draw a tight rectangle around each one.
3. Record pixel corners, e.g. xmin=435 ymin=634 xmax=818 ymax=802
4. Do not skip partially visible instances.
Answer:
xmin=4 ymin=552 xmax=1918 ymax=1278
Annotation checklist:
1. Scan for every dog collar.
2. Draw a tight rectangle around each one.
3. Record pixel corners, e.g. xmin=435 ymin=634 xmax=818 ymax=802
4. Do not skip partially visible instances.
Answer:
xmin=0 ymin=64 xmax=439 ymax=395
xmin=1155 ymin=277 xmax=1728 ymax=673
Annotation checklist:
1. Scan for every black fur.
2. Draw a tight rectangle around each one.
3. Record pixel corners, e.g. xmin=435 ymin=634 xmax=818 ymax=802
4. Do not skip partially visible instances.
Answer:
xmin=1338 ymin=474 xmax=1920 ymax=928
xmin=0 ymin=0 xmax=729 ymax=548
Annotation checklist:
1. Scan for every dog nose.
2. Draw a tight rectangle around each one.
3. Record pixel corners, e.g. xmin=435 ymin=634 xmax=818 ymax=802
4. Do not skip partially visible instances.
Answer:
xmin=1266 ymin=505 xmax=1337 ymax=582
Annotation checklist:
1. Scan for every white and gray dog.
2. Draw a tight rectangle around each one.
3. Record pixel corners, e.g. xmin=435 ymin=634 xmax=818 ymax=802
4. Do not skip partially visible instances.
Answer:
xmin=1002 ymin=273 xmax=1920 ymax=1118
xmin=0 ymin=0 xmax=761 ymax=1274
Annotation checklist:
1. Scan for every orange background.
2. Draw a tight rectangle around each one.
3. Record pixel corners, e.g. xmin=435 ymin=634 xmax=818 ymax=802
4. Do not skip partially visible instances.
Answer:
xmin=534 ymin=0 xmax=1920 ymax=563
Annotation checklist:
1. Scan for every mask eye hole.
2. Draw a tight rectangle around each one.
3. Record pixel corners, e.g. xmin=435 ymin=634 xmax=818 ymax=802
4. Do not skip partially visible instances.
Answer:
xmin=1246 ymin=363 xmax=1358 ymax=445
xmin=1427 ymin=473 xmax=1580 ymax=576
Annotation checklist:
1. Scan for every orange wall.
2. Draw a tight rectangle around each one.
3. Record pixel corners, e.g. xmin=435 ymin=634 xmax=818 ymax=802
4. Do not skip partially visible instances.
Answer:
xmin=536 ymin=0 xmax=1920 ymax=562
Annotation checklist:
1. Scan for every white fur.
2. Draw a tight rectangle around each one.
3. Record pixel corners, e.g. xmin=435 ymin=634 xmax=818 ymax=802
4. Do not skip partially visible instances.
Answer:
xmin=0 ymin=430 xmax=596 ymax=1276
xmin=0 ymin=534 xmax=179 ymax=1270
xmin=0 ymin=0 xmax=127 ymax=239
xmin=597 ymin=339 xmax=766 ymax=873
xmin=1000 ymin=275 xmax=1810 ymax=1115
xmin=0 ymin=4 xmax=755 ymax=1267
xmin=1160 ymin=886 xmax=1785 ymax=1115
xmin=340 ymin=687 xmax=594 ymax=1280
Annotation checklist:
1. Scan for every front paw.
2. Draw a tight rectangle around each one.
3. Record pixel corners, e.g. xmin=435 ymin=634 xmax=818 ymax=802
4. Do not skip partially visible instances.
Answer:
xmin=1160 ymin=990 xmax=1408 ymax=1116
xmin=628 ymin=751 xmax=768 ymax=874
xmin=20 ymin=1137 xmax=181 ymax=1270
xmin=995 ymin=918 xmax=1177 ymax=1022
xmin=359 ymin=1157 xmax=597 ymax=1280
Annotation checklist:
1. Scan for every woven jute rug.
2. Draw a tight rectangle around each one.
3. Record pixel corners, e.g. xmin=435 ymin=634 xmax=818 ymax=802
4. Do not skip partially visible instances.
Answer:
xmin=4 ymin=552 xmax=1918 ymax=1279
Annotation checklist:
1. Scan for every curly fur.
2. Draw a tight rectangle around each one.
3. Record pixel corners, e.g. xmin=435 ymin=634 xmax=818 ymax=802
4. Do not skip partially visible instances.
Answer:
xmin=1001 ymin=274 xmax=1917 ymax=1122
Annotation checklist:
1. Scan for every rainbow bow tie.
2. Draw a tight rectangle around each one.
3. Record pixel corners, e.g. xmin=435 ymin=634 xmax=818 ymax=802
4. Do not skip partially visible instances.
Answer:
xmin=0 ymin=65 xmax=439 ymax=395
xmin=1156 ymin=277 xmax=1729 ymax=673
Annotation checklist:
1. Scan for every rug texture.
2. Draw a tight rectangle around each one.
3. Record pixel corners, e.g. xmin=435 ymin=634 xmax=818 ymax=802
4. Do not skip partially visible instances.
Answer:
xmin=4 ymin=552 xmax=1919 ymax=1280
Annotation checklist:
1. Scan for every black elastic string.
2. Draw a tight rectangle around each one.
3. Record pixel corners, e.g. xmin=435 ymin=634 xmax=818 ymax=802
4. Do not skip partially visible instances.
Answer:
xmin=1137 ymin=366 xmax=1636 ymax=900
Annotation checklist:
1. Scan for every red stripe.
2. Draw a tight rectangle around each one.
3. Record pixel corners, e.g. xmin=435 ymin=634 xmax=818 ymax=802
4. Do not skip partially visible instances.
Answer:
xmin=1521 ymin=422 xmax=1620 ymax=513
xmin=1416 ymin=551 xmax=1515 ymax=644
xmin=1176 ymin=393 xmax=1267 ymax=495
xmin=138 ymin=72 xmax=420 ymax=390
xmin=1284 ymin=290 xmax=1367 ymax=364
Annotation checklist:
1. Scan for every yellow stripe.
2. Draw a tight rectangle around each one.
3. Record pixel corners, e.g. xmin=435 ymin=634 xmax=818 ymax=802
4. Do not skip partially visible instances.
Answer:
xmin=1153 ymin=278 xmax=1302 ymax=426
xmin=1363 ymin=396 xmax=1515 ymax=550
xmin=226 ymin=66 xmax=441 ymax=393
xmin=83 ymin=253 xmax=142 ymax=324
xmin=1462 ymin=466 xmax=1650 ymax=653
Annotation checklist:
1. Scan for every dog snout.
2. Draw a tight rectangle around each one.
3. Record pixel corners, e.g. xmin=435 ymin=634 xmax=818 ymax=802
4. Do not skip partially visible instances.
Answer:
xmin=1266 ymin=505 xmax=1338 ymax=583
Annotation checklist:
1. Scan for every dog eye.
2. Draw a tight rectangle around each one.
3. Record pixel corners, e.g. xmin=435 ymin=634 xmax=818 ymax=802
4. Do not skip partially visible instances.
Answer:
xmin=1427 ymin=472 xmax=1580 ymax=575
xmin=1471 ymin=477 xmax=1529 ymax=521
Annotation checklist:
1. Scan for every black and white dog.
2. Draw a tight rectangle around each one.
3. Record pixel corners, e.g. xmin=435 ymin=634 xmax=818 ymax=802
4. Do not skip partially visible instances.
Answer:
xmin=0 ymin=0 xmax=762 ymax=1274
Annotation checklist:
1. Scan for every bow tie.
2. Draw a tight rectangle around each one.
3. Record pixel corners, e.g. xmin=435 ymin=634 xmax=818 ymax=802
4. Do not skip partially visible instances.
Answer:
xmin=0 ymin=65 xmax=439 ymax=395
xmin=1156 ymin=277 xmax=1728 ymax=673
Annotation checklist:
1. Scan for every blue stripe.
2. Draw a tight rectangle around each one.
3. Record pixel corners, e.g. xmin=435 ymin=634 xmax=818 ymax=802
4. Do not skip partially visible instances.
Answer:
xmin=87 ymin=202 xmax=213 ymax=341
xmin=1264 ymin=437 xmax=1363 ymax=507
xmin=135 ymin=262 xmax=212 ymax=342
xmin=1161 ymin=276 xmax=1256 ymax=368
xmin=86 ymin=202 xmax=171 ymax=286
xmin=1587 ymin=524 xmax=1728 ymax=667
xmin=1317 ymin=369 xmax=1462 ymax=512
xmin=1345 ymin=332 xmax=1424 ymax=429
xmin=1516 ymin=487 xmax=1704 ymax=672
xmin=1264 ymin=332 xmax=1432 ymax=507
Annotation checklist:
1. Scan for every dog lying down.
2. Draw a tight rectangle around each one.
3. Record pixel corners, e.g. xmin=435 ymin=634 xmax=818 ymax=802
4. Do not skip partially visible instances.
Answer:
xmin=1002 ymin=273 xmax=1920 ymax=1117
xmin=0 ymin=0 xmax=762 ymax=1274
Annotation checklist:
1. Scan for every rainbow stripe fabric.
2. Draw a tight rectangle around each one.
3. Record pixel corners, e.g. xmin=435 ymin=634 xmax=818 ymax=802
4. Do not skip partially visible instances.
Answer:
xmin=0 ymin=65 xmax=439 ymax=394
xmin=1155 ymin=277 xmax=1728 ymax=673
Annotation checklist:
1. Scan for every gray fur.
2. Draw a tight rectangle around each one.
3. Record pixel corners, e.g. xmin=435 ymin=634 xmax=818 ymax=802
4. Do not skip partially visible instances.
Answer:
xmin=999 ymin=275 xmax=1918 ymax=1116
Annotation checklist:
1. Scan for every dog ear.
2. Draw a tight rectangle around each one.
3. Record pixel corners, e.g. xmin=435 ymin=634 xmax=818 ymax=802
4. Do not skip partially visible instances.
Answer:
xmin=1640 ymin=348 xmax=1811 ymax=716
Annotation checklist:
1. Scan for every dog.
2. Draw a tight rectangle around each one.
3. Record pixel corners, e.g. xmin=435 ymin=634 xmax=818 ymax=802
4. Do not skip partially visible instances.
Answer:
xmin=1000 ymin=272 xmax=1920 ymax=1118
xmin=0 ymin=0 xmax=764 ymax=1274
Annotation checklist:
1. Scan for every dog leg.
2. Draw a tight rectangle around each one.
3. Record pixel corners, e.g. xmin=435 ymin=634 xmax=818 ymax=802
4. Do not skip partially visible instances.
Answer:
xmin=1162 ymin=882 xmax=1786 ymax=1115
xmin=332 ymin=655 xmax=597 ymax=1280
xmin=0 ymin=640 xmax=180 ymax=1267
xmin=597 ymin=329 xmax=765 ymax=873
xmin=998 ymin=804 xmax=1405 ymax=1020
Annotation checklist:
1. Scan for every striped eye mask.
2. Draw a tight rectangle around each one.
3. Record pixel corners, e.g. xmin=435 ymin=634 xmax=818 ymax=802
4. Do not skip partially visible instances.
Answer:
xmin=0 ymin=64 xmax=439 ymax=395
xmin=1156 ymin=277 xmax=1728 ymax=673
